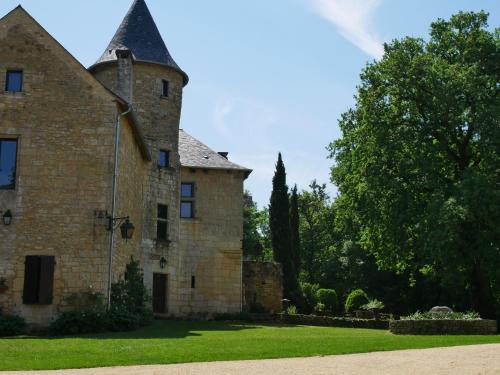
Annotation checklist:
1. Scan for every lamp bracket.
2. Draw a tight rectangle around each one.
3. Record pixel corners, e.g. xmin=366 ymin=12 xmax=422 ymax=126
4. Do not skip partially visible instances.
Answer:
xmin=107 ymin=215 xmax=130 ymax=231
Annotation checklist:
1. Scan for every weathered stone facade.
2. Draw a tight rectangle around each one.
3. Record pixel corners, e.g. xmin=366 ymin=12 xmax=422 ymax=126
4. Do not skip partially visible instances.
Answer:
xmin=0 ymin=2 xmax=252 ymax=325
xmin=243 ymin=261 xmax=283 ymax=313
xmin=0 ymin=7 xmax=148 ymax=324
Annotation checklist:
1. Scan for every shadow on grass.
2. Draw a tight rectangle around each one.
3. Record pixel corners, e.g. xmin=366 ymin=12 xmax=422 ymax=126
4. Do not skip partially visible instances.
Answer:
xmin=3 ymin=320 xmax=299 ymax=341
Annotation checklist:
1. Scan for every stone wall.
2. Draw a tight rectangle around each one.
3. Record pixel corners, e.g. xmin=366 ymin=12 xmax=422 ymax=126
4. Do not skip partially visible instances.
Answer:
xmin=280 ymin=313 xmax=389 ymax=329
xmin=92 ymin=61 xmax=185 ymax=315
xmin=178 ymin=167 xmax=245 ymax=315
xmin=0 ymin=8 xmax=149 ymax=324
xmin=243 ymin=261 xmax=283 ymax=313
xmin=390 ymin=319 xmax=498 ymax=335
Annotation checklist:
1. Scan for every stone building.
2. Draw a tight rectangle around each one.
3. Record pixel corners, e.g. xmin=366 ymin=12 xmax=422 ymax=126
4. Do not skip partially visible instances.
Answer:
xmin=0 ymin=0 xmax=251 ymax=325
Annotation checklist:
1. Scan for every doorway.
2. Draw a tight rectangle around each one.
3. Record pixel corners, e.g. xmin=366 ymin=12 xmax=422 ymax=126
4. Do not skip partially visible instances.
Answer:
xmin=153 ymin=273 xmax=168 ymax=314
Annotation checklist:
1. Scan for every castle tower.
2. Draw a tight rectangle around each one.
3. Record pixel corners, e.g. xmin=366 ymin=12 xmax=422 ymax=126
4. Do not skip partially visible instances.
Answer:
xmin=89 ymin=0 xmax=188 ymax=315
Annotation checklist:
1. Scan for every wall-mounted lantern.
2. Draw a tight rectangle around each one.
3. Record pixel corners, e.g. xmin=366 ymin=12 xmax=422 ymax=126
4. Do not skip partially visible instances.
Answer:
xmin=160 ymin=257 xmax=167 ymax=269
xmin=107 ymin=215 xmax=135 ymax=240
xmin=2 ymin=210 xmax=12 ymax=226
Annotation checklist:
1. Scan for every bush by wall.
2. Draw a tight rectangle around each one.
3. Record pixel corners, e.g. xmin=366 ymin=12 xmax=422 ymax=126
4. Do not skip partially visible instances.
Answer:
xmin=345 ymin=289 xmax=369 ymax=313
xmin=279 ymin=313 xmax=389 ymax=329
xmin=0 ymin=313 xmax=26 ymax=337
xmin=316 ymin=289 xmax=338 ymax=313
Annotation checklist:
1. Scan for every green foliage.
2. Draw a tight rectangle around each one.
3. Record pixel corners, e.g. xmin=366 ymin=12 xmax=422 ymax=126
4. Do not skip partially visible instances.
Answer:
xmin=314 ymin=302 xmax=325 ymax=314
xmin=361 ymin=299 xmax=385 ymax=311
xmin=270 ymin=153 xmax=298 ymax=299
xmin=0 ymin=313 xmax=26 ymax=337
xmin=316 ymin=289 xmax=338 ymax=313
xmin=290 ymin=185 xmax=301 ymax=277
xmin=329 ymin=11 xmax=500 ymax=319
xmin=64 ymin=289 xmax=105 ymax=311
xmin=49 ymin=310 xmax=108 ymax=336
xmin=345 ymin=289 xmax=369 ymax=313
xmin=286 ymin=305 xmax=298 ymax=315
xmin=300 ymin=282 xmax=319 ymax=313
xmin=297 ymin=181 xmax=336 ymax=284
xmin=50 ymin=259 xmax=153 ymax=336
xmin=111 ymin=257 xmax=150 ymax=314
xmin=242 ymin=192 xmax=266 ymax=259
xmin=402 ymin=311 xmax=481 ymax=321
xmin=214 ymin=312 xmax=253 ymax=321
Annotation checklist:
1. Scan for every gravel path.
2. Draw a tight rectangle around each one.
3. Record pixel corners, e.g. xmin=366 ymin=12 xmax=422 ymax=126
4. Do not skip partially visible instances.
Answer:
xmin=3 ymin=344 xmax=500 ymax=375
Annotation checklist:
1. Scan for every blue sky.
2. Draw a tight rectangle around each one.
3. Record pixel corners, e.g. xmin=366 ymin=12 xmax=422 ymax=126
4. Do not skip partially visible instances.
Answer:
xmin=1 ymin=0 xmax=498 ymax=208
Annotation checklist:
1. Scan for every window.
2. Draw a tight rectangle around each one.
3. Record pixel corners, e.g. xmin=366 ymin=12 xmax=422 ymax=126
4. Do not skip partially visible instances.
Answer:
xmin=157 ymin=204 xmax=168 ymax=241
xmin=158 ymin=150 xmax=169 ymax=168
xmin=181 ymin=183 xmax=194 ymax=198
xmin=23 ymin=256 xmax=55 ymax=305
xmin=191 ymin=276 xmax=196 ymax=289
xmin=0 ymin=139 xmax=18 ymax=190
xmin=5 ymin=70 xmax=23 ymax=92
xmin=161 ymin=80 xmax=169 ymax=97
xmin=181 ymin=183 xmax=195 ymax=218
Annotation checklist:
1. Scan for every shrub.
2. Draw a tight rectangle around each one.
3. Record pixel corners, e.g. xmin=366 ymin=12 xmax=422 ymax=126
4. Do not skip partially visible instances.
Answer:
xmin=314 ymin=302 xmax=325 ymax=314
xmin=49 ymin=310 xmax=108 ymax=335
xmin=344 ymin=289 xmax=369 ymax=313
xmin=401 ymin=311 xmax=481 ymax=321
xmin=0 ymin=314 xmax=26 ymax=337
xmin=111 ymin=257 xmax=150 ymax=314
xmin=361 ymin=299 xmax=385 ymax=311
xmin=300 ymin=282 xmax=319 ymax=313
xmin=316 ymin=289 xmax=338 ymax=313
xmin=287 ymin=305 xmax=298 ymax=315
xmin=64 ymin=289 xmax=105 ymax=311
xmin=214 ymin=312 xmax=253 ymax=321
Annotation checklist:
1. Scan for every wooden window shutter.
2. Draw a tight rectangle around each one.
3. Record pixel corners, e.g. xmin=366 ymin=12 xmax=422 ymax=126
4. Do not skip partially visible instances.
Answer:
xmin=38 ymin=256 xmax=55 ymax=305
xmin=23 ymin=256 xmax=41 ymax=304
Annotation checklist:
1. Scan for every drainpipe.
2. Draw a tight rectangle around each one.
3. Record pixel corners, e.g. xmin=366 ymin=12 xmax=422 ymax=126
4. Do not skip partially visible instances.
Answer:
xmin=107 ymin=105 xmax=132 ymax=310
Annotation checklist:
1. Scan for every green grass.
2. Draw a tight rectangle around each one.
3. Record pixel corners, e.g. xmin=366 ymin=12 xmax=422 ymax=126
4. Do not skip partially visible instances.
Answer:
xmin=1 ymin=320 xmax=499 ymax=371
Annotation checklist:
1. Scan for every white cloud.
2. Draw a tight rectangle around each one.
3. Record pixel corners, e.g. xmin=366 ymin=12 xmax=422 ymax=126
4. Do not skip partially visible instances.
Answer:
xmin=308 ymin=0 xmax=384 ymax=59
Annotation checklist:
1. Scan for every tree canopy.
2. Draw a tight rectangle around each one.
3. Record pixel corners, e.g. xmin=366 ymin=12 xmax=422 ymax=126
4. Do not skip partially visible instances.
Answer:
xmin=329 ymin=11 xmax=500 ymax=318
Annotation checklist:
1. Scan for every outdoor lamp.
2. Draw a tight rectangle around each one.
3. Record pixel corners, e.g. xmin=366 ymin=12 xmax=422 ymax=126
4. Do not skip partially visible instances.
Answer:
xmin=120 ymin=218 xmax=135 ymax=240
xmin=2 ymin=210 xmax=12 ymax=225
xmin=160 ymin=257 xmax=167 ymax=269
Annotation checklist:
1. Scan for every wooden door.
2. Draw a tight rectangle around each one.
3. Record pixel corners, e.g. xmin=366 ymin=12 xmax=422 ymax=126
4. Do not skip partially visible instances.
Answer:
xmin=153 ymin=273 xmax=168 ymax=314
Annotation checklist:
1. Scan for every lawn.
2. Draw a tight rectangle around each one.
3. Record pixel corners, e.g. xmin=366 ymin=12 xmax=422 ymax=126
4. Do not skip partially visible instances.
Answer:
xmin=1 ymin=320 xmax=500 ymax=371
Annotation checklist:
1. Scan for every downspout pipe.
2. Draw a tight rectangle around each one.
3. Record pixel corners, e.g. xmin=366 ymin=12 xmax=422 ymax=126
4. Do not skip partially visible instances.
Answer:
xmin=107 ymin=105 xmax=133 ymax=310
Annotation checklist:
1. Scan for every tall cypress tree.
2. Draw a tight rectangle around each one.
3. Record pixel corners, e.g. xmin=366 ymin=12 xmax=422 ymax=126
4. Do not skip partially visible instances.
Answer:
xmin=289 ymin=185 xmax=301 ymax=279
xmin=270 ymin=153 xmax=297 ymax=299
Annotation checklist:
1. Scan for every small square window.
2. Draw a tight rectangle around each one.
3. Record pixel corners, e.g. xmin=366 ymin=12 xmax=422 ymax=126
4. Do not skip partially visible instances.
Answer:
xmin=159 ymin=150 xmax=169 ymax=168
xmin=6 ymin=70 xmax=23 ymax=92
xmin=161 ymin=80 xmax=169 ymax=97
xmin=181 ymin=201 xmax=193 ymax=218
xmin=181 ymin=183 xmax=194 ymax=198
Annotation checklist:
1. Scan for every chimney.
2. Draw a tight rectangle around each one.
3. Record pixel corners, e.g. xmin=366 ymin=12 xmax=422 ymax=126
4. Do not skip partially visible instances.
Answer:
xmin=115 ymin=49 xmax=134 ymax=103
xmin=218 ymin=152 xmax=229 ymax=159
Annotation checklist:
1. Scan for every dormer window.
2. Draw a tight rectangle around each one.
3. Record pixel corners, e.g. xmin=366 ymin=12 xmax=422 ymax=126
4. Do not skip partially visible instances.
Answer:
xmin=161 ymin=80 xmax=169 ymax=97
xmin=5 ymin=70 xmax=23 ymax=92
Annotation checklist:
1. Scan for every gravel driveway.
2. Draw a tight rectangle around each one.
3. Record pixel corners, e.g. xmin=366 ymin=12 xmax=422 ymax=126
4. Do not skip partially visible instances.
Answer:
xmin=2 ymin=344 xmax=500 ymax=375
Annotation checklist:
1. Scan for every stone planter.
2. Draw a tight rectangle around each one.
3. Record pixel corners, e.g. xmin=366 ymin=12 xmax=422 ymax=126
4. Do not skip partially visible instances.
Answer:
xmin=390 ymin=319 xmax=498 ymax=335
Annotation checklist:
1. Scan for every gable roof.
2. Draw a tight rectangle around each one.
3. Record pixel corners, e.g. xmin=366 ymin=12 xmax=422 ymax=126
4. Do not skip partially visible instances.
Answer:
xmin=179 ymin=130 xmax=252 ymax=176
xmin=0 ymin=6 xmax=151 ymax=162
xmin=90 ymin=0 xmax=188 ymax=86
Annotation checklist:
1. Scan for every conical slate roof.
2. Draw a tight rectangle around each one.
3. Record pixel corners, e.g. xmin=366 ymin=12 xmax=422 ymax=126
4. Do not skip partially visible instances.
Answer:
xmin=91 ymin=0 xmax=188 ymax=85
